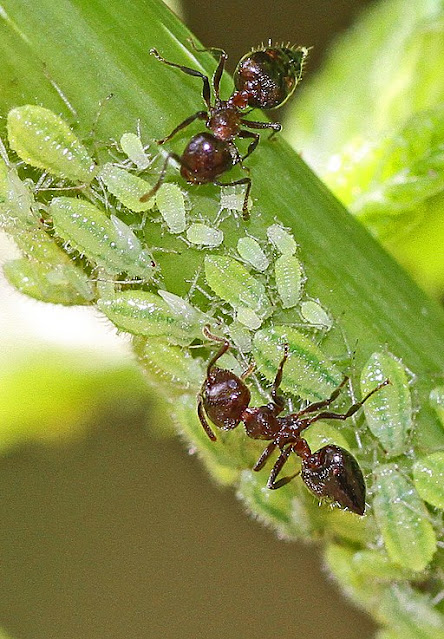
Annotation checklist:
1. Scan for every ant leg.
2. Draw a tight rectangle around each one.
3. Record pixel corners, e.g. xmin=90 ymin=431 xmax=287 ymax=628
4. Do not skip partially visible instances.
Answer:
xmin=202 ymin=325 xmax=230 ymax=374
xmin=238 ymin=130 xmax=260 ymax=162
xmin=157 ymin=111 xmax=207 ymax=145
xmin=253 ymin=441 xmax=277 ymax=472
xmin=266 ymin=445 xmax=299 ymax=490
xmin=214 ymin=177 xmax=251 ymax=221
xmin=305 ymin=380 xmax=391 ymax=426
xmin=271 ymin=344 xmax=289 ymax=413
xmin=240 ymin=118 xmax=282 ymax=139
xmin=186 ymin=39 xmax=228 ymax=98
xmin=296 ymin=376 xmax=349 ymax=417
xmin=150 ymin=48 xmax=212 ymax=108
xmin=140 ymin=152 xmax=182 ymax=202
xmin=197 ymin=398 xmax=217 ymax=441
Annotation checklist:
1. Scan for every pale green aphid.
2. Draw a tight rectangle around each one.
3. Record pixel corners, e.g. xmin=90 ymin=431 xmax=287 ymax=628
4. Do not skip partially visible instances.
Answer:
xmin=413 ymin=451 xmax=444 ymax=510
xmin=3 ymin=257 xmax=94 ymax=306
xmin=303 ymin=422 xmax=350 ymax=453
xmin=274 ymin=253 xmax=303 ymax=309
xmin=352 ymin=549 xmax=414 ymax=581
xmin=155 ymin=183 xmax=186 ymax=234
xmin=253 ymin=326 xmax=342 ymax=402
xmin=0 ymin=166 xmax=35 ymax=227
xmin=429 ymin=386 xmax=444 ymax=427
xmin=157 ymin=289 xmax=208 ymax=328
xmin=300 ymin=300 xmax=333 ymax=330
xmin=360 ymin=352 xmax=412 ymax=457
xmin=220 ymin=185 xmax=252 ymax=213
xmin=97 ymin=290 xmax=204 ymax=345
xmin=204 ymin=255 xmax=270 ymax=316
xmin=266 ymin=224 xmax=297 ymax=255
xmin=49 ymin=197 xmax=155 ymax=278
xmin=7 ymin=105 xmax=96 ymax=183
xmin=237 ymin=236 xmax=269 ymax=272
xmin=99 ymin=163 xmax=155 ymax=211
xmin=236 ymin=306 xmax=262 ymax=330
xmin=186 ymin=223 xmax=223 ymax=247
xmin=120 ymin=132 xmax=150 ymax=170
xmin=380 ymin=584 xmax=444 ymax=639
xmin=373 ymin=464 xmax=437 ymax=572
xmin=138 ymin=337 xmax=203 ymax=390
xmin=228 ymin=322 xmax=252 ymax=353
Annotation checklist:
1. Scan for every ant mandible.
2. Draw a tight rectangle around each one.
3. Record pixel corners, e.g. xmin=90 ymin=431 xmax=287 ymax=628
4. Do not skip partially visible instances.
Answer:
xmin=198 ymin=327 xmax=389 ymax=515
xmin=141 ymin=41 xmax=308 ymax=219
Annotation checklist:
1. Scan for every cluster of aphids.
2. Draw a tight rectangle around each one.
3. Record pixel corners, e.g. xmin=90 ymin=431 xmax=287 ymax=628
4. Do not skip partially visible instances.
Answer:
xmin=141 ymin=41 xmax=309 ymax=219
xmin=198 ymin=327 xmax=389 ymax=516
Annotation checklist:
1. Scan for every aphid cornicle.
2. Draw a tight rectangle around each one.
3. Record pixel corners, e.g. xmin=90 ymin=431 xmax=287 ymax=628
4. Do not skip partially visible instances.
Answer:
xmin=141 ymin=41 xmax=308 ymax=219
xmin=198 ymin=327 xmax=389 ymax=515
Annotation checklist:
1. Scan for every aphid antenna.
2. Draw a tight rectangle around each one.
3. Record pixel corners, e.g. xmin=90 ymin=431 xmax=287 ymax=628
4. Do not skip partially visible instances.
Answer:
xmin=42 ymin=63 xmax=78 ymax=118
xmin=0 ymin=136 xmax=11 ymax=165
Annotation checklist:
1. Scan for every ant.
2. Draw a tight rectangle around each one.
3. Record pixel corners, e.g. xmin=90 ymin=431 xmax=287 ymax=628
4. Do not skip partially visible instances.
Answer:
xmin=141 ymin=41 xmax=308 ymax=219
xmin=198 ymin=327 xmax=389 ymax=515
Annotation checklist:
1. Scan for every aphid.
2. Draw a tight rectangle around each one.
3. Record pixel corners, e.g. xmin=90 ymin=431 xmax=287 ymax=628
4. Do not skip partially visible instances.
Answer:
xmin=274 ymin=253 xmax=303 ymax=308
xmin=300 ymin=300 xmax=333 ymax=330
xmin=99 ymin=163 xmax=155 ymax=211
xmin=266 ymin=223 xmax=297 ymax=255
xmin=413 ymin=451 xmax=444 ymax=510
xmin=360 ymin=352 xmax=412 ymax=457
xmin=7 ymin=105 xmax=96 ymax=183
xmin=373 ymin=464 xmax=437 ymax=571
xmin=204 ymin=254 xmax=270 ymax=316
xmin=156 ymin=183 xmax=187 ymax=234
xmin=49 ymin=197 xmax=155 ymax=279
xmin=140 ymin=42 xmax=308 ymax=219
xmin=197 ymin=327 xmax=388 ymax=514
xmin=236 ymin=306 xmax=262 ymax=330
xmin=237 ymin=236 xmax=269 ymax=272
xmin=98 ymin=289 xmax=207 ymax=346
xmin=120 ymin=132 xmax=150 ymax=170
xmin=186 ymin=223 xmax=223 ymax=247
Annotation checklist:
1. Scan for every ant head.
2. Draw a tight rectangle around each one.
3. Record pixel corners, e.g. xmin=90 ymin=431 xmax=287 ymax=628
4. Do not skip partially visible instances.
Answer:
xmin=201 ymin=367 xmax=251 ymax=431
xmin=301 ymin=445 xmax=366 ymax=515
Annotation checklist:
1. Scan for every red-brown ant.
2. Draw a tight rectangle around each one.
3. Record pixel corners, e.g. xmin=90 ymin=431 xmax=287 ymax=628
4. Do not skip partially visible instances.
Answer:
xmin=141 ymin=42 xmax=308 ymax=219
xmin=198 ymin=327 xmax=389 ymax=515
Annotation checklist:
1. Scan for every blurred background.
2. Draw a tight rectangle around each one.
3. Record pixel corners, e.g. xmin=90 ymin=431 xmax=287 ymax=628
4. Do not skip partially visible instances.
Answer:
xmin=0 ymin=2 xmax=379 ymax=638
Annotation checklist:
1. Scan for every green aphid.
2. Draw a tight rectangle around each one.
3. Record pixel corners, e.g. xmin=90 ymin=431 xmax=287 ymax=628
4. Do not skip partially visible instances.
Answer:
xmin=49 ymin=197 xmax=155 ymax=279
xmin=156 ymin=183 xmax=186 ymax=234
xmin=373 ymin=464 xmax=437 ymax=572
xmin=360 ymin=352 xmax=412 ymax=457
xmin=413 ymin=451 xmax=444 ymax=510
xmin=266 ymin=223 xmax=297 ymax=255
xmin=253 ymin=326 xmax=342 ymax=402
xmin=120 ymin=132 xmax=150 ymax=170
xmin=204 ymin=255 xmax=270 ymax=316
xmin=300 ymin=300 xmax=333 ymax=330
xmin=7 ymin=105 xmax=96 ymax=182
xmin=187 ymin=223 xmax=223 ymax=247
xmin=274 ymin=253 xmax=303 ymax=308
xmin=99 ymin=163 xmax=155 ymax=211
xmin=237 ymin=236 xmax=269 ymax=272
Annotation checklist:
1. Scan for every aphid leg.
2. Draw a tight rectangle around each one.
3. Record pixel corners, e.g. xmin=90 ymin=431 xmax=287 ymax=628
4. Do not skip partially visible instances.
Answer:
xmin=238 ymin=130 xmax=260 ymax=162
xmin=271 ymin=344 xmax=289 ymax=412
xmin=157 ymin=111 xmax=207 ymax=145
xmin=305 ymin=380 xmax=391 ymax=426
xmin=296 ymin=376 xmax=349 ymax=417
xmin=214 ymin=177 xmax=251 ymax=220
xmin=266 ymin=445 xmax=299 ymax=490
xmin=240 ymin=118 xmax=282 ymax=140
xmin=150 ymin=48 xmax=212 ymax=108
xmin=241 ymin=361 xmax=255 ymax=381
xmin=197 ymin=397 xmax=217 ymax=441
xmin=253 ymin=441 xmax=277 ymax=472
xmin=202 ymin=325 xmax=230 ymax=374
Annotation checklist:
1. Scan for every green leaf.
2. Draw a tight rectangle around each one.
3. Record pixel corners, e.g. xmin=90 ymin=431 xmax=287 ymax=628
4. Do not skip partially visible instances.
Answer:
xmin=413 ymin=451 xmax=444 ymax=509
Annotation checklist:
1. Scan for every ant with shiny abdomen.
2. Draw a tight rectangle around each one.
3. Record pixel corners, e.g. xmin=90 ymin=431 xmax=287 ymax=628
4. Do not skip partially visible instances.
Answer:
xmin=141 ymin=42 xmax=308 ymax=219
xmin=198 ymin=327 xmax=389 ymax=515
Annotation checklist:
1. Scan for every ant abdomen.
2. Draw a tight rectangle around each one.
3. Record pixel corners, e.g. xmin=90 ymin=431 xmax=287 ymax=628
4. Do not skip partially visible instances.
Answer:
xmin=301 ymin=445 xmax=366 ymax=515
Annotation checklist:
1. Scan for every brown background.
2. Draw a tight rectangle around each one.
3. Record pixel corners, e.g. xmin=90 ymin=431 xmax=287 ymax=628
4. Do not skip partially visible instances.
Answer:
xmin=0 ymin=1 xmax=378 ymax=638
